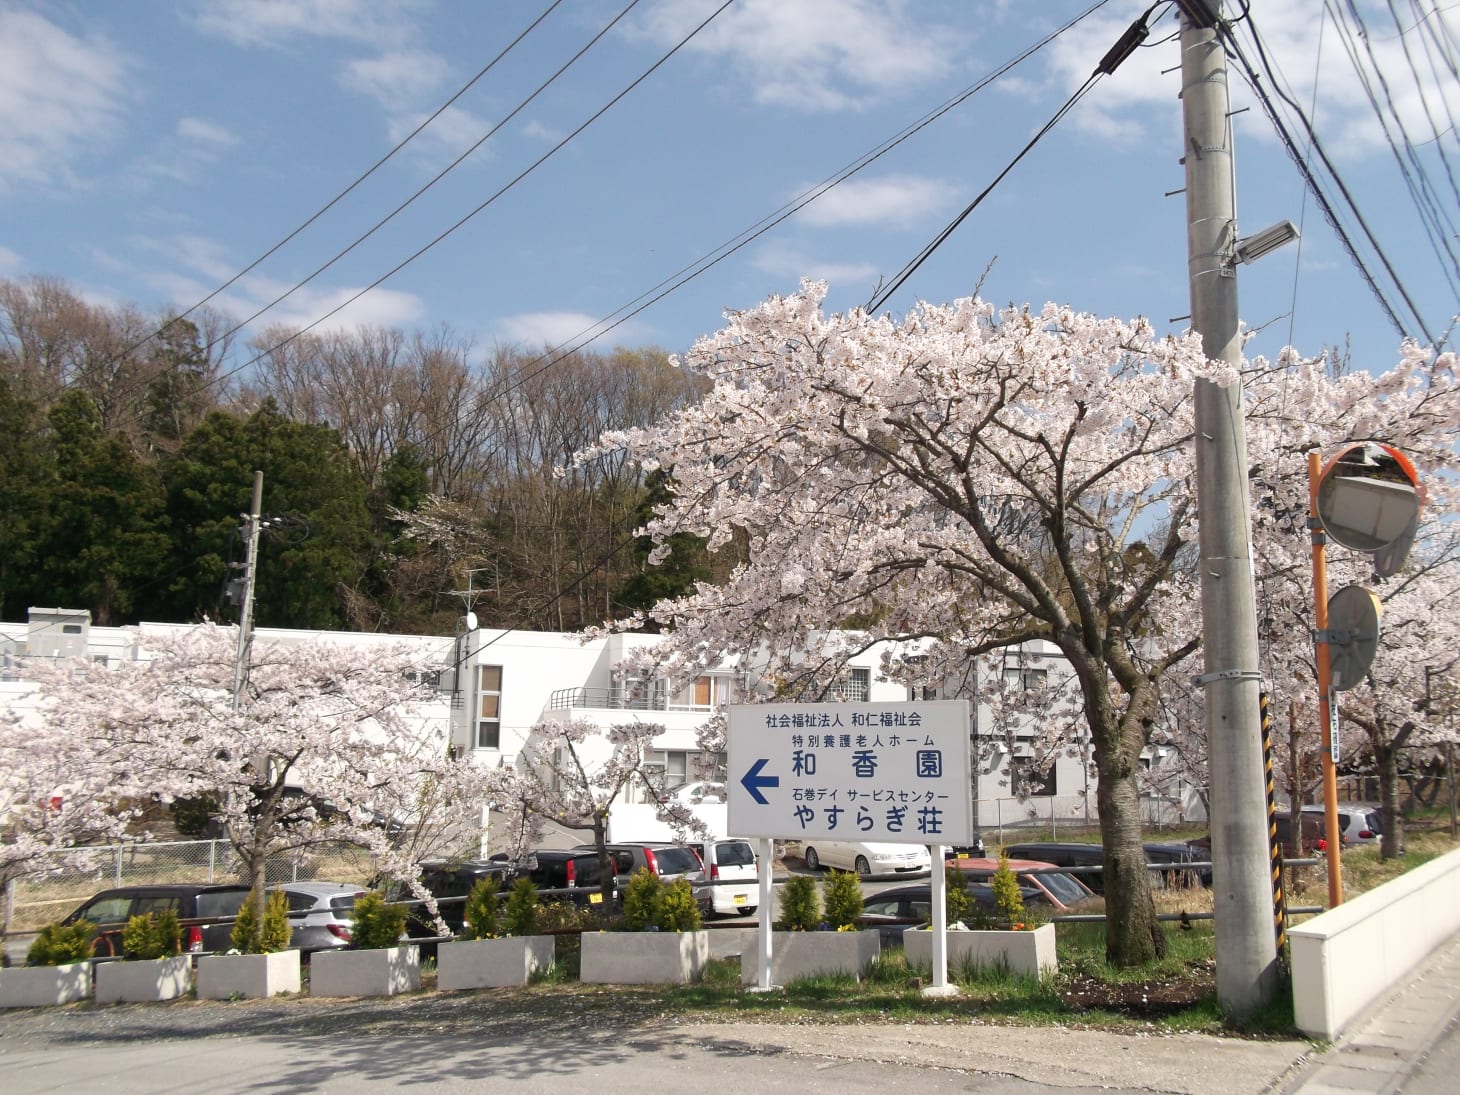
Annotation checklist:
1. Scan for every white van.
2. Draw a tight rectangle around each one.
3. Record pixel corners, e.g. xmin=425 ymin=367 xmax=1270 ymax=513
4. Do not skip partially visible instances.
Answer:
xmin=695 ymin=838 xmax=758 ymax=917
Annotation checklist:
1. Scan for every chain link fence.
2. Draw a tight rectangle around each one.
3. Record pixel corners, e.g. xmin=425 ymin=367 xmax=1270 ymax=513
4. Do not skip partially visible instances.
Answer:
xmin=4 ymin=839 xmax=378 ymax=934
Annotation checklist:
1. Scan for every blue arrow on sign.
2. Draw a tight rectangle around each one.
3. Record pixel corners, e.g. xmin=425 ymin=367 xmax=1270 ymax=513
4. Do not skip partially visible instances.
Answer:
xmin=741 ymin=758 xmax=779 ymax=805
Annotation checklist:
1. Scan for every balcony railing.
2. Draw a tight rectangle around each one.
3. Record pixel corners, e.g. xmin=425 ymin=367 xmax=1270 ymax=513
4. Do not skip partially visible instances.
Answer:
xmin=548 ymin=686 xmax=662 ymax=711
xmin=548 ymin=686 xmax=716 ymax=712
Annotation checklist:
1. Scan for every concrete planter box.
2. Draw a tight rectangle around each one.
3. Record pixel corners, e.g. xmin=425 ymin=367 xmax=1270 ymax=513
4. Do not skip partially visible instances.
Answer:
xmin=95 ymin=955 xmax=191 ymax=1004
xmin=740 ymin=930 xmax=881 ymax=985
xmin=309 ymin=944 xmax=420 ymax=998
xmin=0 ymin=962 xmax=92 ymax=1008
xmin=903 ymin=923 xmax=1057 ymax=979
xmin=196 ymin=950 xmax=301 ymax=1000
xmin=580 ymin=931 xmax=710 ymax=985
xmin=438 ymin=936 xmax=554 ymax=990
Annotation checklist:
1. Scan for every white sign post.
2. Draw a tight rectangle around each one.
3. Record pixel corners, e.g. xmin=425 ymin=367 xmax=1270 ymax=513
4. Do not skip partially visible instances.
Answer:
xmin=728 ymin=700 xmax=972 ymax=992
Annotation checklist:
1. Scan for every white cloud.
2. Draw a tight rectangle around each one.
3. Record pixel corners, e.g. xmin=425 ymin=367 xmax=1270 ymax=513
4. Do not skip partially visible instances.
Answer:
xmin=191 ymin=0 xmax=428 ymax=48
xmin=796 ymin=175 xmax=957 ymax=228
xmin=384 ymin=104 xmax=492 ymax=160
xmin=341 ymin=49 xmax=445 ymax=105
xmin=0 ymin=245 xmax=21 ymax=275
xmin=177 ymin=117 xmax=238 ymax=148
xmin=750 ymin=241 xmax=879 ymax=288
xmin=253 ymin=282 xmax=425 ymax=333
xmin=0 ymin=10 xmax=133 ymax=191
xmin=633 ymin=0 xmax=966 ymax=112
xmin=497 ymin=311 xmax=614 ymax=348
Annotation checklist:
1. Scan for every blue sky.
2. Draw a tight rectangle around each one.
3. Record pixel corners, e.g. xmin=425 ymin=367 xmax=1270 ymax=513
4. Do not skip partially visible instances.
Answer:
xmin=2 ymin=0 xmax=1455 ymax=380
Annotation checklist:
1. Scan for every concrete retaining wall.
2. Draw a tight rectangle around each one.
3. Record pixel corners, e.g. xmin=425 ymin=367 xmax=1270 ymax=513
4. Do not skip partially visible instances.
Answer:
xmin=1290 ymin=845 xmax=1460 ymax=1039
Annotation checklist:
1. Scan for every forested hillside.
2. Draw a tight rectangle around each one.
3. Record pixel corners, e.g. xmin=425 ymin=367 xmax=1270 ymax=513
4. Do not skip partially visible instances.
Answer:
xmin=0 ymin=275 xmax=730 ymax=633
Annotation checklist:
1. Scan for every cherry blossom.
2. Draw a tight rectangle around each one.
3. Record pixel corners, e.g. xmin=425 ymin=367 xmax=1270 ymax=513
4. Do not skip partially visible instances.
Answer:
xmin=579 ymin=281 xmax=1460 ymax=965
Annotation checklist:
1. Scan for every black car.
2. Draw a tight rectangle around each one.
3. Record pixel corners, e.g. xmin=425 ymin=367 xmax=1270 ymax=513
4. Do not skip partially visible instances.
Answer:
xmin=407 ymin=849 xmax=619 ymax=947
xmin=520 ymin=848 xmax=619 ymax=909
xmin=1004 ymin=840 xmax=1210 ymax=892
xmin=59 ymin=884 xmax=251 ymax=958
xmin=857 ymin=882 xmax=1026 ymax=947
xmin=408 ymin=859 xmax=519 ymax=941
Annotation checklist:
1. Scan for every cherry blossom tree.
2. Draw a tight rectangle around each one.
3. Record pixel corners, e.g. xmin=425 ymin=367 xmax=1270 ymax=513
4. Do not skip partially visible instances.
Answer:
xmin=483 ymin=715 xmax=708 ymax=909
xmin=580 ymin=281 xmax=1460 ymax=966
xmin=0 ymin=699 xmax=137 ymax=958
xmin=22 ymin=624 xmax=490 ymax=934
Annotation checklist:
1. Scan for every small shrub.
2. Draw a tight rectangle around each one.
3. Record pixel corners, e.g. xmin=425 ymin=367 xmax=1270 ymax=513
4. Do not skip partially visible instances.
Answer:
xmin=657 ymin=878 xmax=702 ymax=932
xmin=122 ymin=910 xmax=181 ymax=960
xmin=622 ymin=868 xmax=663 ymax=931
xmin=944 ymin=865 xmax=975 ymax=926
xmin=991 ymin=849 xmax=1029 ymax=929
xmin=778 ymin=875 xmax=820 ymax=931
xmin=350 ymin=891 xmax=407 ymax=949
xmin=822 ymin=870 xmax=863 ymax=930
xmin=231 ymin=891 xmax=292 ymax=954
xmin=462 ymin=877 xmax=502 ymax=941
xmin=26 ymin=920 xmax=96 ymax=966
xmin=501 ymin=877 xmax=540 ymax=937
xmin=536 ymin=899 xmax=592 ymax=933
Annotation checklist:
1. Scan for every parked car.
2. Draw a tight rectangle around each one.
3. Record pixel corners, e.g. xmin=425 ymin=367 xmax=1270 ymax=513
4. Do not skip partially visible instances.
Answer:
xmin=799 ymin=840 xmax=932 ymax=877
xmin=668 ymin=781 xmax=727 ymax=803
xmin=59 ymin=883 xmax=251 ymax=957
xmin=1301 ymin=803 xmax=1383 ymax=846
xmin=1003 ymin=840 xmax=1208 ymax=893
xmin=572 ymin=842 xmax=705 ymax=888
xmin=272 ymin=881 xmax=366 ymax=955
xmin=405 ymin=859 xmax=519 ymax=954
xmin=1188 ymin=814 xmax=1346 ymax=864
xmin=520 ymin=848 xmax=619 ymax=909
xmin=946 ymin=856 xmax=1096 ymax=912
xmin=1142 ymin=840 xmax=1209 ymax=888
xmin=945 ymin=832 xmax=987 ymax=859
xmin=1003 ymin=842 xmax=1107 ymax=893
xmin=690 ymin=838 xmax=759 ymax=917
xmin=857 ymin=881 xmax=1032 ymax=946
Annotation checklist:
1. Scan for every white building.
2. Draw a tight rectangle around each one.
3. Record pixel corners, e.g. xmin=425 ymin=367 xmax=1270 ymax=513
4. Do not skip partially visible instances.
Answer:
xmin=3 ymin=608 xmax=1205 ymax=842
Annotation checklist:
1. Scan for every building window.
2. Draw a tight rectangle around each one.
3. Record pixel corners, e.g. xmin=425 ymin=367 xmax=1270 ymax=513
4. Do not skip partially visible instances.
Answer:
xmin=829 ymin=667 xmax=870 ymax=702
xmin=477 ymin=664 xmax=502 ymax=749
xmin=1011 ymin=757 xmax=1056 ymax=797
xmin=1003 ymin=667 xmax=1047 ymax=691
xmin=674 ymin=674 xmax=736 ymax=709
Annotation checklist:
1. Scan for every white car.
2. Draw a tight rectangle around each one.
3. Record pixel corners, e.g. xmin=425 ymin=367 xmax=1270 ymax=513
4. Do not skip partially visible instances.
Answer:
xmin=693 ymin=838 xmax=759 ymax=917
xmin=799 ymin=840 xmax=932 ymax=877
xmin=669 ymin=780 xmax=727 ymax=804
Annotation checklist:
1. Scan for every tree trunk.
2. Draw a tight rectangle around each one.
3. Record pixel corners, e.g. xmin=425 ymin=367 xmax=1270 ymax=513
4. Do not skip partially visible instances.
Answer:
xmin=1096 ymin=755 xmax=1166 ymax=965
xmin=592 ymin=815 xmax=615 ymax=914
xmin=1376 ymin=743 xmax=1406 ymax=859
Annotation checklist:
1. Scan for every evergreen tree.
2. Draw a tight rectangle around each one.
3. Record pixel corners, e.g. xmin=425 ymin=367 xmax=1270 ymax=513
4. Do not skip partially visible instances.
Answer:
xmin=36 ymin=390 xmax=170 ymax=624
xmin=162 ymin=401 xmax=373 ymax=628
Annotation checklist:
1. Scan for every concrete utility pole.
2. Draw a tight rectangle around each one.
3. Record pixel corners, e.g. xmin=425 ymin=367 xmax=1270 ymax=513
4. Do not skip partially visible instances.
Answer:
xmin=231 ymin=470 xmax=265 ymax=711
xmin=1179 ymin=2 xmax=1280 ymax=1015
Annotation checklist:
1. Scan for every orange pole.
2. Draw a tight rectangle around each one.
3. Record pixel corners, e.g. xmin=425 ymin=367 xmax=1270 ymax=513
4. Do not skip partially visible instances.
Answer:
xmin=1308 ymin=451 xmax=1344 ymax=907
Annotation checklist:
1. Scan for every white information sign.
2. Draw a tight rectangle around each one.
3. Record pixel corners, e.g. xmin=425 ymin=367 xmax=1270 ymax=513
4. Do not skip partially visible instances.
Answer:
xmin=726 ymin=700 xmax=972 ymax=844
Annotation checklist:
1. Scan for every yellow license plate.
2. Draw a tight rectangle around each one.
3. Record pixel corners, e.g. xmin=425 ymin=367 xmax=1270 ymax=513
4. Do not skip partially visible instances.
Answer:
xmin=733 ymin=894 xmax=746 ymax=905
xmin=589 ymin=892 xmax=602 ymax=904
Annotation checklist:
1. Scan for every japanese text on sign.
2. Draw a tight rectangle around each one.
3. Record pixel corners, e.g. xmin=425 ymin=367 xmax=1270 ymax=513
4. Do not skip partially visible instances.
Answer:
xmin=727 ymin=700 xmax=972 ymax=844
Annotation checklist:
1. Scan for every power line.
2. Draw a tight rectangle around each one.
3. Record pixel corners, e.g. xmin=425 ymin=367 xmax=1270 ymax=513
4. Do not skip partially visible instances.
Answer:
xmin=1224 ymin=11 xmax=1442 ymax=346
xmin=392 ymin=1 xmax=1121 ymax=459
xmin=866 ymin=3 xmax=1166 ymax=315
xmin=191 ymin=0 xmax=737 ymax=402
xmin=114 ymin=1 xmax=568 ymax=366
xmin=201 ymin=0 xmax=646 ymax=359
